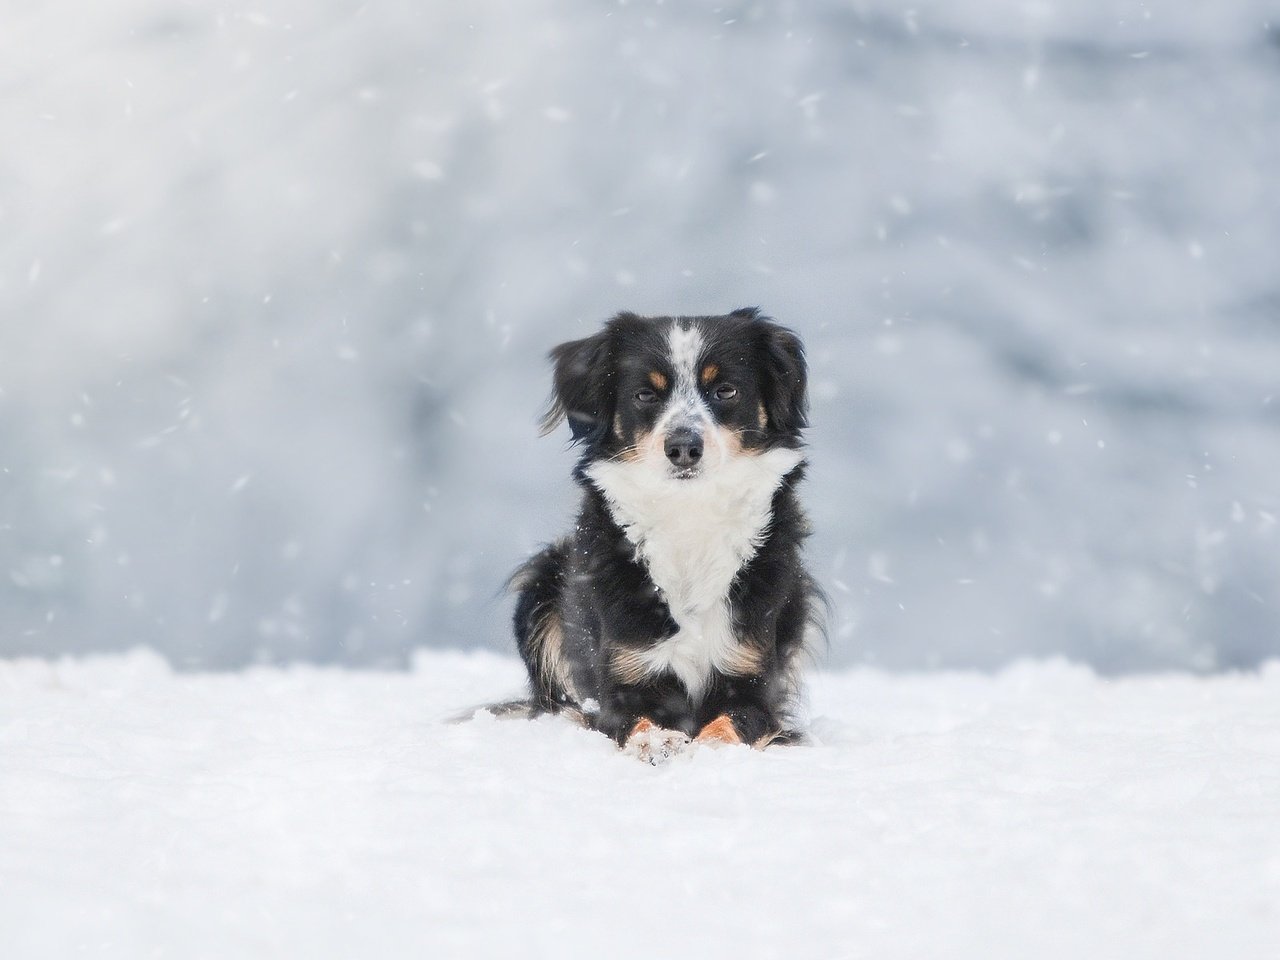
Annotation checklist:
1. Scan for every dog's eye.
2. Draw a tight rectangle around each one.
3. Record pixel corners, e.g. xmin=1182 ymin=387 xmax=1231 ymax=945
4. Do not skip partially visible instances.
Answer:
xmin=714 ymin=384 xmax=738 ymax=401
xmin=635 ymin=388 xmax=659 ymax=404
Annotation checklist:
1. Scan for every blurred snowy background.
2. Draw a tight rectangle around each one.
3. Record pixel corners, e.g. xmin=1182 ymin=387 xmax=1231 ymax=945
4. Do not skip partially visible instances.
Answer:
xmin=2 ymin=0 xmax=1277 ymax=671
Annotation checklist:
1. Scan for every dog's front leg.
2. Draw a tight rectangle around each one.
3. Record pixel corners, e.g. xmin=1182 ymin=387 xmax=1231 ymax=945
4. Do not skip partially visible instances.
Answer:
xmin=621 ymin=717 xmax=692 ymax=764
xmin=596 ymin=688 xmax=691 ymax=763
xmin=696 ymin=676 xmax=781 ymax=748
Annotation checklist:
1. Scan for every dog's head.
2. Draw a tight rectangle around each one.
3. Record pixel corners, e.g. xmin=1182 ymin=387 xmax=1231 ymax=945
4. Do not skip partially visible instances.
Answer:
xmin=539 ymin=308 xmax=808 ymax=480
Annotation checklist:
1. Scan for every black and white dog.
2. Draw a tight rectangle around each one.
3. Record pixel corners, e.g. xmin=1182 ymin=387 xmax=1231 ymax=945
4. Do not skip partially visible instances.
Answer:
xmin=510 ymin=308 xmax=819 ymax=758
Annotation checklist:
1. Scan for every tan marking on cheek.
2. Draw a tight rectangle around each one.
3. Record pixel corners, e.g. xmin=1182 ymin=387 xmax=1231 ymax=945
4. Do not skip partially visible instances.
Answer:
xmin=706 ymin=423 xmax=745 ymax=462
xmin=618 ymin=426 xmax=655 ymax=463
xmin=648 ymin=371 xmax=668 ymax=391
xmin=695 ymin=715 xmax=743 ymax=745
xmin=631 ymin=425 xmax=665 ymax=464
xmin=757 ymin=401 xmax=768 ymax=430
xmin=723 ymin=425 xmax=744 ymax=455
xmin=700 ymin=363 xmax=719 ymax=386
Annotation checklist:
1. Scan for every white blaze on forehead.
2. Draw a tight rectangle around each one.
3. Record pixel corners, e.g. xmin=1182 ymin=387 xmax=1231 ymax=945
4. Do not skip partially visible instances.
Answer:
xmin=667 ymin=320 xmax=703 ymax=391
xmin=661 ymin=320 xmax=711 ymax=431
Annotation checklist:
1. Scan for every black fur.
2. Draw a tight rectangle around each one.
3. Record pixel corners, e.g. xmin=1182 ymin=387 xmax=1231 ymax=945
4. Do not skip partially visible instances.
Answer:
xmin=510 ymin=308 xmax=820 ymax=749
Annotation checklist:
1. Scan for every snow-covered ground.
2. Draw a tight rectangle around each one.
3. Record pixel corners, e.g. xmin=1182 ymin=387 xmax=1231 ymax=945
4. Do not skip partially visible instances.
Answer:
xmin=3 ymin=650 xmax=1277 ymax=959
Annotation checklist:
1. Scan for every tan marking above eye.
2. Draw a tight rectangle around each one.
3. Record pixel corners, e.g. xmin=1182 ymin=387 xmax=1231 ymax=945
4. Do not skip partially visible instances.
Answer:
xmin=700 ymin=363 xmax=719 ymax=386
xmin=648 ymin=371 xmax=668 ymax=390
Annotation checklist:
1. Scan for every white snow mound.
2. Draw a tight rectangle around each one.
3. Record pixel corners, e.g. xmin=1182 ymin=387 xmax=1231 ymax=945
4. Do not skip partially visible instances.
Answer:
xmin=2 ymin=650 xmax=1278 ymax=959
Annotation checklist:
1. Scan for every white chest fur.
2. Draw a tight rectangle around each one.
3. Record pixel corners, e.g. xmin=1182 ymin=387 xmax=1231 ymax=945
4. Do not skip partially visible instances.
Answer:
xmin=585 ymin=447 xmax=803 ymax=700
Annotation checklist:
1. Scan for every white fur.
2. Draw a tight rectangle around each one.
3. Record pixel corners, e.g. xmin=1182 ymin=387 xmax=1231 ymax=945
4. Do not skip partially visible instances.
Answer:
xmin=667 ymin=321 xmax=703 ymax=392
xmin=585 ymin=445 xmax=803 ymax=701
xmin=658 ymin=321 xmax=712 ymax=435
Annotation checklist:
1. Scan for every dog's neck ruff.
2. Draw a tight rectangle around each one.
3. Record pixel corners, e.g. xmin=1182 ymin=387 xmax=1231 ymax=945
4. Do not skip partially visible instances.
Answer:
xmin=585 ymin=446 xmax=803 ymax=699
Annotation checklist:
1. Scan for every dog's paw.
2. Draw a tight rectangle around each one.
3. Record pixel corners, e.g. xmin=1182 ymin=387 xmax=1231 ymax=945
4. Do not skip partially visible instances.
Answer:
xmin=623 ymin=718 xmax=691 ymax=764
xmin=695 ymin=714 xmax=745 ymax=747
xmin=695 ymin=715 xmax=795 ymax=749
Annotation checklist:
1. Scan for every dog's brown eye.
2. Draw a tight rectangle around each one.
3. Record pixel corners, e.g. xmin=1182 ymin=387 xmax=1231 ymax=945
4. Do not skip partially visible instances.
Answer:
xmin=714 ymin=384 xmax=738 ymax=401
xmin=635 ymin=388 xmax=659 ymax=404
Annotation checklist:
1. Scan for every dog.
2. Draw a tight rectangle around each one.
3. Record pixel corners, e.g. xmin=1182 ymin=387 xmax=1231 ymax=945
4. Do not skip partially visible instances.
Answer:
xmin=509 ymin=308 xmax=820 ymax=759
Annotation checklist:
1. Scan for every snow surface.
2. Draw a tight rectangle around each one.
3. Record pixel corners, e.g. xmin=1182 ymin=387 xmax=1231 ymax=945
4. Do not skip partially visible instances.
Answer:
xmin=3 ymin=650 xmax=1278 ymax=959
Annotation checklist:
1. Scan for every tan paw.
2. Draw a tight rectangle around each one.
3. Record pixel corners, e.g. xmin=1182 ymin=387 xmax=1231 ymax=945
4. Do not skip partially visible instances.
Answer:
xmin=623 ymin=717 xmax=691 ymax=764
xmin=695 ymin=715 xmax=744 ymax=746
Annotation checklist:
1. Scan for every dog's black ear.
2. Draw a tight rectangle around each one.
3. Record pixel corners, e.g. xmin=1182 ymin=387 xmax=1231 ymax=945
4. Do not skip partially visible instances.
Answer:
xmin=756 ymin=317 xmax=809 ymax=434
xmin=538 ymin=329 xmax=612 ymax=440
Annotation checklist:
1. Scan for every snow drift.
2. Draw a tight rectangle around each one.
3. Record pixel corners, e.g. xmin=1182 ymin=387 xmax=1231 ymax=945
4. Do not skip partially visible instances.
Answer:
xmin=2 ymin=650 xmax=1277 ymax=959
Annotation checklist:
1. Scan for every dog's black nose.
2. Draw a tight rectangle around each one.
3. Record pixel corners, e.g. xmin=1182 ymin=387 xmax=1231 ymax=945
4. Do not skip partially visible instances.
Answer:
xmin=665 ymin=429 xmax=703 ymax=468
